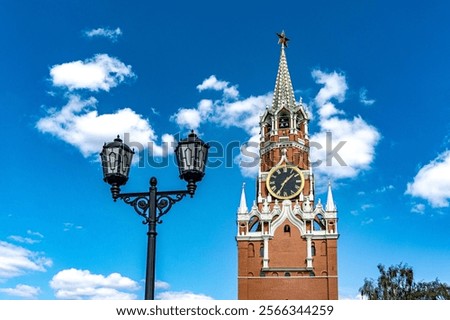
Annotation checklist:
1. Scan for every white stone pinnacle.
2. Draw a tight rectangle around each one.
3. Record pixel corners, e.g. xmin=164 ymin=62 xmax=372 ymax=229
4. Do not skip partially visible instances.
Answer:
xmin=238 ymin=182 xmax=248 ymax=214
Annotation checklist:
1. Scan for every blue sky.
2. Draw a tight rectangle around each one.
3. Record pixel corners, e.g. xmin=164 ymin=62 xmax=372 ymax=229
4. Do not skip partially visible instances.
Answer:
xmin=1 ymin=0 xmax=449 ymax=300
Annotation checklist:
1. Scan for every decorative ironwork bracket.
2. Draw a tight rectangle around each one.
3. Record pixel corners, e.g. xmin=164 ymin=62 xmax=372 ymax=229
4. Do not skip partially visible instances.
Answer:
xmin=117 ymin=190 xmax=189 ymax=224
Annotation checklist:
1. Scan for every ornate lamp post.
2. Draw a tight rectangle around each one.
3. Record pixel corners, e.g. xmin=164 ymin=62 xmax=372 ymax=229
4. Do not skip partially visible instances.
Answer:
xmin=100 ymin=131 xmax=209 ymax=300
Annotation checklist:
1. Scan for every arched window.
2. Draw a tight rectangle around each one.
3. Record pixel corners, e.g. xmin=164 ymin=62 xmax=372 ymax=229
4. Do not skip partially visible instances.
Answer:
xmin=284 ymin=272 xmax=291 ymax=277
xmin=279 ymin=114 xmax=290 ymax=128
xmin=259 ymin=244 xmax=264 ymax=257
xmin=249 ymin=216 xmax=261 ymax=232
xmin=283 ymin=224 xmax=291 ymax=237
xmin=248 ymin=243 xmax=255 ymax=258
xmin=313 ymin=214 xmax=326 ymax=231
xmin=321 ymin=241 xmax=327 ymax=256
xmin=311 ymin=242 xmax=316 ymax=256
xmin=265 ymin=122 xmax=272 ymax=136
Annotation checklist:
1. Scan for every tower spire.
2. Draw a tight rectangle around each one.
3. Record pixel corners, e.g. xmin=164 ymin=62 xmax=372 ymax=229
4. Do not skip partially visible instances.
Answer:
xmin=272 ymin=31 xmax=296 ymax=111
xmin=326 ymin=181 xmax=337 ymax=212
xmin=238 ymin=183 xmax=248 ymax=214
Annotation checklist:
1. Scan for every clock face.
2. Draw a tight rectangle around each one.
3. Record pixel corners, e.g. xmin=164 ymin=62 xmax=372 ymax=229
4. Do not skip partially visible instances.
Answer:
xmin=266 ymin=165 xmax=305 ymax=200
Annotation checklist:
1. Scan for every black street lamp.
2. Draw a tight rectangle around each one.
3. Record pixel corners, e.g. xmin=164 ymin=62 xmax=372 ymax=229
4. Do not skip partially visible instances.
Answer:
xmin=100 ymin=131 xmax=209 ymax=300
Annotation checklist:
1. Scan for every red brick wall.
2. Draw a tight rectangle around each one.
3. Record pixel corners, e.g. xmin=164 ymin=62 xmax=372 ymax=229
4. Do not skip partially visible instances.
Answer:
xmin=238 ymin=228 xmax=338 ymax=299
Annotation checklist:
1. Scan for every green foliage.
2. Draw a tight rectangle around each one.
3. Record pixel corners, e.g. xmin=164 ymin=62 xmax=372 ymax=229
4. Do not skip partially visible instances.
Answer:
xmin=359 ymin=263 xmax=450 ymax=300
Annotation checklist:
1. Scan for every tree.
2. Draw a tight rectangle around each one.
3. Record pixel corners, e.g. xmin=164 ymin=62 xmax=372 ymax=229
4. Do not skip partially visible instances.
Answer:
xmin=359 ymin=263 xmax=450 ymax=300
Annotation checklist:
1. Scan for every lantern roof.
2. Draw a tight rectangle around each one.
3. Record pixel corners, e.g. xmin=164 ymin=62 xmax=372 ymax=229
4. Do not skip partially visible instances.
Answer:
xmin=102 ymin=135 xmax=134 ymax=153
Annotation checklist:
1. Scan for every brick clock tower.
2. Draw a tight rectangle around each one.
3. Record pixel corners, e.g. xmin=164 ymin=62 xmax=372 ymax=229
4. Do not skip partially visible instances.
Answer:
xmin=237 ymin=32 xmax=339 ymax=300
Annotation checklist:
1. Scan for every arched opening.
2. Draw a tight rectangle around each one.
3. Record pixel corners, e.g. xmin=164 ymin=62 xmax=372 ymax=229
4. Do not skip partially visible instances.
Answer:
xmin=239 ymin=223 xmax=246 ymax=235
xmin=283 ymin=224 xmax=291 ymax=236
xmin=278 ymin=113 xmax=290 ymax=129
xmin=249 ymin=216 xmax=261 ymax=232
xmin=264 ymin=121 xmax=272 ymax=137
xmin=313 ymin=214 xmax=326 ymax=231
xmin=328 ymin=220 xmax=335 ymax=233
xmin=248 ymin=243 xmax=255 ymax=258
xmin=321 ymin=241 xmax=327 ymax=256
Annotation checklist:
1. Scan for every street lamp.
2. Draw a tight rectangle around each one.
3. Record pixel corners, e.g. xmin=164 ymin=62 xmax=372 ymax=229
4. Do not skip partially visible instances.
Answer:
xmin=100 ymin=131 xmax=209 ymax=300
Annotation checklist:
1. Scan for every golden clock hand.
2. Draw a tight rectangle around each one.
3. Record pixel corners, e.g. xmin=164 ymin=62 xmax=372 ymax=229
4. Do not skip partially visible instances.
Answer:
xmin=276 ymin=173 xmax=295 ymax=195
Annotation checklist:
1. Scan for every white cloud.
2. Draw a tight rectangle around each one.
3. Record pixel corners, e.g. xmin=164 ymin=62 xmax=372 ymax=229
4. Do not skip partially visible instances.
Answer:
xmin=0 ymin=241 xmax=53 ymax=279
xmin=85 ymin=27 xmax=122 ymax=42
xmin=27 ymin=230 xmax=44 ymax=238
xmin=339 ymin=292 xmax=364 ymax=300
xmin=50 ymin=268 xmax=139 ymax=300
xmin=212 ymin=94 xmax=271 ymax=133
xmin=8 ymin=230 xmax=44 ymax=244
xmin=361 ymin=218 xmax=374 ymax=225
xmin=171 ymin=100 xmax=213 ymax=131
xmin=196 ymin=75 xmax=239 ymax=99
xmin=172 ymin=75 xmax=271 ymax=177
xmin=310 ymin=69 xmax=380 ymax=181
xmin=151 ymin=133 xmax=176 ymax=157
xmin=172 ymin=108 xmax=202 ymax=130
xmin=311 ymin=117 xmax=380 ymax=180
xmin=153 ymin=280 xmax=213 ymax=300
xmin=41 ymin=52 xmax=179 ymax=161
xmin=7 ymin=235 xmax=40 ymax=245
xmin=155 ymin=280 xmax=170 ymax=290
xmin=0 ymin=284 xmax=41 ymax=298
xmin=197 ymin=75 xmax=228 ymax=91
xmin=156 ymin=291 xmax=213 ymax=300
xmin=361 ymin=204 xmax=374 ymax=211
xmin=150 ymin=107 xmax=160 ymax=116
xmin=173 ymin=72 xmax=379 ymax=180
xmin=63 ymin=222 xmax=83 ymax=232
xmin=50 ymin=54 xmax=135 ymax=91
xmin=234 ymin=133 xmax=260 ymax=178
xmin=37 ymin=94 xmax=169 ymax=157
xmin=173 ymin=76 xmax=267 ymax=133
xmin=411 ymin=203 xmax=426 ymax=214
xmin=406 ymin=150 xmax=450 ymax=207
xmin=359 ymin=87 xmax=376 ymax=106
xmin=312 ymin=70 xmax=348 ymax=107
xmin=317 ymin=102 xmax=344 ymax=119
xmin=375 ymin=185 xmax=395 ymax=193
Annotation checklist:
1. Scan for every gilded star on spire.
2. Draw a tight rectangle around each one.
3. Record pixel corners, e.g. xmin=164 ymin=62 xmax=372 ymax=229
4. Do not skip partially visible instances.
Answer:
xmin=277 ymin=31 xmax=289 ymax=47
